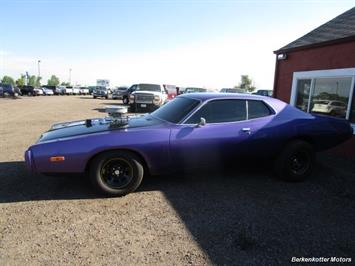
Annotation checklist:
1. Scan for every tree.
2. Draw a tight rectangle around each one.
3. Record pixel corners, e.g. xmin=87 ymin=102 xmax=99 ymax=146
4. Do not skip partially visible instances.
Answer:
xmin=35 ymin=76 xmax=41 ymax=87
xmin=28 ymin=75 xmax=36 ymax=86
xmin=27 ymin=75 xmax=41 ymax=87
xmin=235 ymin=75 xmax=256 ymax=92
xmin=61 ymin=81 xmax=70 ymax=86
xmin=47 ymin=75 xmax=60 ymax=86
xmin=16 ymin=74 xmax=26 ymax=86
xmin=1 ymin=75 xmax=15 ymax=85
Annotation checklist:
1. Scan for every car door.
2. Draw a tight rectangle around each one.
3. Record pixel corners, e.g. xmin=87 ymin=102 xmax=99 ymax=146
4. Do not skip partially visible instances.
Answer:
xmin=170 ymin=99 xmax=252 ymax=169
xmin=169 ymin=99 xmax=276 ymax=169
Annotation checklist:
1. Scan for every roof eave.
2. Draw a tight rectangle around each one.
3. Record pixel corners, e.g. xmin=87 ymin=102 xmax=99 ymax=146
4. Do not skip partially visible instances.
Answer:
xmin=274 ymin=35 xmax=355 ymax=54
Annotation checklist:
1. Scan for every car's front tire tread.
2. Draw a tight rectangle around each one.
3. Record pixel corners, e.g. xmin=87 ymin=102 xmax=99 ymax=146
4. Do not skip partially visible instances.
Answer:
xmin=89 ymin=151 xmax=144 ymax=197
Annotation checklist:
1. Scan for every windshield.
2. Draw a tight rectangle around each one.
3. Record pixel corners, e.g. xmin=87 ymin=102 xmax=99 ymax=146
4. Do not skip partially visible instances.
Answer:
xmin=137 ymin=84 xmax=161 ymax=92
xmin=151 ymin=97 xmax=200 ymax=123
xmin=185 ymin=87 xmax=206 ymax=93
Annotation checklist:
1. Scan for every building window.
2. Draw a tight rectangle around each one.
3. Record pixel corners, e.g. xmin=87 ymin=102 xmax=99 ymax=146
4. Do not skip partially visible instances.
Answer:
xmin=310 ymin=77 xmax=352 ymax=118
xmin=290 ymin=68 xmax=355 ymax=129
xmin=295 ymin=79 xmax=312 ymax=112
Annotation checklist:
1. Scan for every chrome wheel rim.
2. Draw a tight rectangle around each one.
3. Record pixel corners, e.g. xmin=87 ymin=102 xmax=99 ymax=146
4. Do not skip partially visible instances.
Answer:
xmin=100 ymin=158 xmax=133 ymax=189
xmin=289 ymin=151 xmax=310 ymax=175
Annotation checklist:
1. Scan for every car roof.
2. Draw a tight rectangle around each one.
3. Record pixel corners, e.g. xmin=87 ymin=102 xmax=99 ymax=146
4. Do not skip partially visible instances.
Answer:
xmin=179 ymin=92 xmax=288 ymax=113
xmin=180 ymin=92 xmax=267 ymax=101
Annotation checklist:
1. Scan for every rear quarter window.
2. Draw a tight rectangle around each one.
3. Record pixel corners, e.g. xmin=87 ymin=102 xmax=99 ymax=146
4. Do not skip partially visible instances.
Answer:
xmin=248 ymin=100 xmax=272 ymax=119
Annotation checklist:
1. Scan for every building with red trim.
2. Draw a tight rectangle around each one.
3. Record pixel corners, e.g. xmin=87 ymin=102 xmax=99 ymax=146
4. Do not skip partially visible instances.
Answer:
xmin=273 ymin=7 xmax=355 ymax=157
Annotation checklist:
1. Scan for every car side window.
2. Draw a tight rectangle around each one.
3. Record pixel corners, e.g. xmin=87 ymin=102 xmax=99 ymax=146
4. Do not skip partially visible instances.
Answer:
xmin=248 ymin=100 xmax=272 ymax=119
xmin=185 ymin=99 xmax=247 ymax=124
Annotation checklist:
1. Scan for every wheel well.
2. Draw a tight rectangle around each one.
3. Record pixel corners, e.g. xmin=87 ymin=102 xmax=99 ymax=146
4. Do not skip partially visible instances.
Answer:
xmin=289 ymin=136 xmax=315 ymax=148
xmin=85 ymin=149 xmax=150 ymax=175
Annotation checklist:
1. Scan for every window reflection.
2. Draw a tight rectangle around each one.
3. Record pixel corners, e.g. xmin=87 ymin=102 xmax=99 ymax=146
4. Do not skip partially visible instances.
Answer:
xmin=295 ymin=79 xmax=311 ymax=112
xmin=310 ymin=77 xmax=351 ymax=118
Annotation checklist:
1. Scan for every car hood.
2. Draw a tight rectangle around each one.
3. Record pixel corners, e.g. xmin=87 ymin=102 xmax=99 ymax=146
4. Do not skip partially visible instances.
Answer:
xmin=37 ymin=114 xmax=165 ymax=143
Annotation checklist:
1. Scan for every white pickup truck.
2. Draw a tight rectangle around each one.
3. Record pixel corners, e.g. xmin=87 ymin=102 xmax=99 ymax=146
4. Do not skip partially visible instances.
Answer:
xmin=79 ymin=87 xmax=89 ymax=95
xmin=72 ymin=86 xmax=80 ymax=95
xmin=63 ymin=86 xmax=73 ymax=95
xmin=129 ymin=83 xmax=168 ymax=112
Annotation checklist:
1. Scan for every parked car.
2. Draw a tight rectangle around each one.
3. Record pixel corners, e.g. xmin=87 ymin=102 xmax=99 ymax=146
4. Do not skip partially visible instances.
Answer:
xmin=42 ymin=85 xmax=63 ymax=95
xmin=63 ymin=86 xmax=73 ymax=95
xmin=164 ymin=84 xmax=177 ymax=101
xmin=56 ymin=86 xmax=65 ymax=95
xmin=220 ymin=88 xmax=245 ymax=93
xmin=112 ymin=86 xmax=131 ymax=103
xmin=19 ymin=85 xmax=37 ymax=96
xmin=184 ymin=87 xmax=207 ymax=93
xmin=87 ymin=86 xmax=96 ymax=95
xmin=25 ymin=93 xmax=353 ymax=197
xmin=311 ymin=100 xmax=347 ymax=117
xmin=253 ymin=90 xmax=273 ymax=97
xmin=129 ymin=83 xmax=168 ymax=112
xmin=34 ymin=87 xmax=44 ymax=95
xmin=41 ymin=87 xmax=54 ymax=95
xmin=71 ymin=86 xmax=80 ymax=95
xmin=93 ymin=86 xmax=110 ymax=99
xmin=0 ymin=83 xmax=21 ymax=97
xmin=79 ymin=87 xmax=89 ymax=95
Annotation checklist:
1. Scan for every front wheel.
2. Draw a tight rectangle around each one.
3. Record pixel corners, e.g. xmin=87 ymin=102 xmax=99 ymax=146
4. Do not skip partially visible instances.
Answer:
xmin=274 ymin=140 xmax=315 ymax=182
xmin=89 ymin=151 xmax=144 ymax=196
xmin=123 ymin=97 xmax=129 ymax=105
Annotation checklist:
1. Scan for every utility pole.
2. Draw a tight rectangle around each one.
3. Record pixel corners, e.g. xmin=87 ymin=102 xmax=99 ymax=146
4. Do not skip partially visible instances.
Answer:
xmin=37 ymin=60 xmax=41 ymax=86
xmin=37 ymin=60 xmax=41 ymax=78
xmin=69 ymin=68 xmax=72 ymax=85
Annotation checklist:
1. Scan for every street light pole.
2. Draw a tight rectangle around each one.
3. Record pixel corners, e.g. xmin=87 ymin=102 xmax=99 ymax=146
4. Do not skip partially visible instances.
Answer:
xmin=69 ymin=68 xmax=72 ymax=85
xmin=37 ymin=60 xmax=41 ymax=78
xmin=37 ymin=60 xmax=41 ymax=87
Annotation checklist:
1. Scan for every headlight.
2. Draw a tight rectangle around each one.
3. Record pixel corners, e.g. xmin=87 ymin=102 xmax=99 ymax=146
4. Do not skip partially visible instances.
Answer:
xmin=129 ymin=94 xmax=135 ymax=103
xmin=153 ymin=95 xmax=160 ymax=104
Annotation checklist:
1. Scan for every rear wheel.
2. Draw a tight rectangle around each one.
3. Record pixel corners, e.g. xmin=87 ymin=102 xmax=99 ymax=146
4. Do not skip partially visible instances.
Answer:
xmin=89 ymin=151 xmax=144 ymax=196
xmin=274 ymin=140 xmax=315 ymax=182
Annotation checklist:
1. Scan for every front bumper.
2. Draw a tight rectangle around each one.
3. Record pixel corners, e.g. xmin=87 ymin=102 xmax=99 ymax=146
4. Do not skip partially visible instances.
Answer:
xmin=24 ymin=149 xmax=36 ymax=172
xmin=112 ymin=94 xmax=123 ymax=99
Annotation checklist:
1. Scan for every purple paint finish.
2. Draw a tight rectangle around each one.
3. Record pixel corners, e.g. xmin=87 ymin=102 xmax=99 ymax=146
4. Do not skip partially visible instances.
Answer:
xmin=25 ymin=93 xmax=353 ymax=175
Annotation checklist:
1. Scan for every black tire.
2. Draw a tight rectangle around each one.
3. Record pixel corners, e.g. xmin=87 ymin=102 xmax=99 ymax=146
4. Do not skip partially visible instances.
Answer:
xmin=93 ymin=96 xmax=97 ymax=99
xmin=89 ymin=151 xmax=144 ymax=196
xmin=274 ymin=140 xmax=315 ymax=182
xmin=105 ymin=96 xmax=108 ymax=99
xmin=123 ymin=97 xmax=129 ymax=105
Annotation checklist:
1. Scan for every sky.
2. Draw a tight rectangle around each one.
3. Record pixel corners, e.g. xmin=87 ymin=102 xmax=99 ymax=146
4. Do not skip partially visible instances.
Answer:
xmin=0 ymin=0 xmax=354 ymax=89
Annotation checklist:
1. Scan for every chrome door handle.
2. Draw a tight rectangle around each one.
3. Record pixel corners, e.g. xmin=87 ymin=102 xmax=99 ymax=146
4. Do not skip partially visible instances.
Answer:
xmin=241 ymin=128 xmax=251 ymax=134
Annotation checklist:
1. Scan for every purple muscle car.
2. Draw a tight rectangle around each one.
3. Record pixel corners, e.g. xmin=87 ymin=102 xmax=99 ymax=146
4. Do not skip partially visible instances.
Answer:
xmin=25 ymin=93 xmax=353 ymax=196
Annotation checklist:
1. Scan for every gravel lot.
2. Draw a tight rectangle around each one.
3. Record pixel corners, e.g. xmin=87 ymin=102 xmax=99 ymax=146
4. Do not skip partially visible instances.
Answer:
xmin=0 ymin=95 xmax=354 ymax=265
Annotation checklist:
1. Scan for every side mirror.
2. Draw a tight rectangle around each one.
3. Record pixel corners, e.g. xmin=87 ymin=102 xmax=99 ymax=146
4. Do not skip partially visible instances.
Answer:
xmin=197 ymin=117 xmax=206 ymax=127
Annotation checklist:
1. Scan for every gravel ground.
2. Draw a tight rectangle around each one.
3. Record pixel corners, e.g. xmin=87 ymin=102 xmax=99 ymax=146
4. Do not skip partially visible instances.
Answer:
xmin=0 ymin=95 xmax=354 ymax=265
